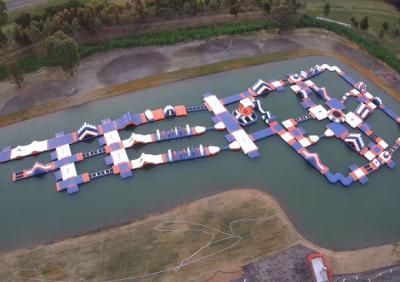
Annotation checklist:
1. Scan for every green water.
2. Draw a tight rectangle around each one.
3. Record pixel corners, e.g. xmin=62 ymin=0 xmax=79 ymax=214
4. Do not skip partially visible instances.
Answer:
xmin=0 ymin=56 xmax=399 ymax=252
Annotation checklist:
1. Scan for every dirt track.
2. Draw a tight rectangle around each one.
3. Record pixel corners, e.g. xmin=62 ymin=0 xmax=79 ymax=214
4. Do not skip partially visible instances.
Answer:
xmin=0 ymin=28 xmax=398 ymax=116
xmin=5 ymin=0 xmax=43 ymax=10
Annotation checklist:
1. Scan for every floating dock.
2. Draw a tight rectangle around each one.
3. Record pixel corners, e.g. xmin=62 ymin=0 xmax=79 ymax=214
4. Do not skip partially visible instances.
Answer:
xmin=3 ymin=63 xmax=399 ymax=194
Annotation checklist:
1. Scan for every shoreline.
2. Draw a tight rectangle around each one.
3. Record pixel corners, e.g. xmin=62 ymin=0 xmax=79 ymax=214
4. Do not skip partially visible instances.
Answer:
xmin=0 ymin=45 xmax=399 ymax=129
xmin=0 ymin=188 xmax=399 ymax=277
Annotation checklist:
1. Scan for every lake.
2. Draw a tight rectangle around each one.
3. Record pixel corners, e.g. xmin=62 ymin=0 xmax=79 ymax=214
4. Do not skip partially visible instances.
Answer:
xmin=0 ymin=55 xmax=399 ymax=252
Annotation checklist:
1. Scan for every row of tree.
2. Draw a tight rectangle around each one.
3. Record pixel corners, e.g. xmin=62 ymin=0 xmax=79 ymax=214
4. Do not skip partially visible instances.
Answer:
xmin=1 ymin=0 xmax=282 ymax=48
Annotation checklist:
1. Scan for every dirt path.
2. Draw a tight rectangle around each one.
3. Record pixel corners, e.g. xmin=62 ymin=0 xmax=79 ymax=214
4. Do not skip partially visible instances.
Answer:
xmin=5 ymin=0 xmax=43 ymax=10
xmin=0 ymin=28 xmax=398 ymax=117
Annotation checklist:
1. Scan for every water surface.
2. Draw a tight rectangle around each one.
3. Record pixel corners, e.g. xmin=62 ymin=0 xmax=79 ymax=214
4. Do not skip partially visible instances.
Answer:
xmin=0 ymin=56 xmax=399 ymax=252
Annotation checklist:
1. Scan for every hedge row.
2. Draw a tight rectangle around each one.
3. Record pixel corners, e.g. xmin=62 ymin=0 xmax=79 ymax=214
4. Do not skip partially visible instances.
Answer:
xmin=1 ymin=18 xmax=400 ymax=81
xmin=0 ymin=20 xmax=272 ymax=80
xmin=297 ymin=16 xmax=400 ymax=73
xmin=79 ymin=21 xmax=274 ymax=58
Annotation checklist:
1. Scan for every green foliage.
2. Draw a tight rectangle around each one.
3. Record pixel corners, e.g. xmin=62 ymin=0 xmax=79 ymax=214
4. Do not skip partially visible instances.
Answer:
xmin=0 ymin=29 xmax=7 ymax=48
xmin=45 ymin=31 xmax=79 ymax=73
xmin=323 ymin=3 xmax=330 ymax=16
xmin=1 ymin=16 xmax=400 ymax=87
xmin=382 ymin=21 xmax=389 ymax=31
xmin=297 ymin=16 xmax=400 ymax=74
xmin=350 ymin=17 xmax=359 ymax=28
xmin=79 ymin=21 xmax=273 ymax=58
xmin=7 ymin=62 xmax=24 ymax=88
xmin=360 ymin=16 xmax=369 ymax=30
xmin=15 ymin=13 xmax=32 ymax=29
xmin=271 ymin=2 xmax=295 ymax=34
xmin=0 ymin=0 xmax=7 ymax=27
xmin=13 ymin=24 xmax=32 ymax=47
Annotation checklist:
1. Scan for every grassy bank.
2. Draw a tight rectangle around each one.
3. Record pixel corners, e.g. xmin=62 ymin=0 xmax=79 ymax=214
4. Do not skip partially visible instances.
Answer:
xmin=0 ymin=20 xmax=272 ymax=80
xmin=0 ymin=189 xmax=300 ymax=281
xmin=1 ymin=16 xmax=400 ymax=81
xmin=0 ymin=47 xmax=398 ymax=128
xmin=1 ymin=189 xmax=400 ymax=280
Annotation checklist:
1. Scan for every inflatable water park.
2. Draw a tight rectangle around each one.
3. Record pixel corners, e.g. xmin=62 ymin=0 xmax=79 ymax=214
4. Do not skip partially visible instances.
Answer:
xmin=1 ymin=63 xmax=400 ymax=194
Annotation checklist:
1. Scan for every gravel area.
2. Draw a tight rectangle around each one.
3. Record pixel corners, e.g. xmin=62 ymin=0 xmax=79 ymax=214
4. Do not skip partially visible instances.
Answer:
xmin=334 ymin=265 xmax=400 ymax=282
xmin=241 ymin=244 xmax=315 ymax=282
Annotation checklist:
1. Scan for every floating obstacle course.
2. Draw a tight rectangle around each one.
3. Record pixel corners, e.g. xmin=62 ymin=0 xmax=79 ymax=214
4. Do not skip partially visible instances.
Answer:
xmin=2 ymin=63 xmax=400 ymax=194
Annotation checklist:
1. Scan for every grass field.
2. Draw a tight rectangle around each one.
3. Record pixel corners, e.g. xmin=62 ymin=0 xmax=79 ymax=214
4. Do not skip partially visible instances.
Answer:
xmin=304 ymin=0 xmax=400 ymax=53
xmin=0 ymin=190 xmax=299 ymax=281
xmin=1 ymin=189 xmax=400 ymax=280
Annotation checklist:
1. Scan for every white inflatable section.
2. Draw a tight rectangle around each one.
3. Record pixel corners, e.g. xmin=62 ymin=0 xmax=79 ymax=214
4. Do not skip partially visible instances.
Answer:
xmin=204 ymin=95 xmax=226 ymax=115
xmin=309 ymin=135 xmax=320 ymax=143
xmin=309 ymin=105 xmax=328 ymax=120
xmin=291 ymin=85 xmax=301 ymax=93
xmin=130 ymin=153 xmax=164 ymax=169
xmin=320 ymin=64 xmax=342 ymax=73
xmin=228 ymin=141 xmax=241 ymax=150
xmin=104 ymin=130 xmax=129 ymax=165
xmin=145 ymin=110 xmax=154 ymax=121
xmin=104 ymin=130 xmax=121 ymax=144
xmin=282 ymin=119 xmax=296 ymax=129
xmin=111 ymin=149 xmax=129 ymax=165
xmin=208 ymin=146 xmax=220 ymax=155
xmin=324 ymin=128 xmax=334 ymax=137
xmin=194 ymin=126 xmax=206 ymax=134
xmin=364 ymin=151 xmax=376 ymax=161
xmin=345 ymin=112 xmax=363 ymax=128
xmin=271 ymin=80 xmax=283 ymax=88
xmin=56 ymin=144 xmax=72 ymax=159
xmin=122 ymin=133 xmax=153 ymax=148
xmin=231 ymin=130 xmax=258 ymax=154
xmin=60 ymin=163 xmax=77 ymax=179
xmin=11 ymin=140 xmax=48 ymax=159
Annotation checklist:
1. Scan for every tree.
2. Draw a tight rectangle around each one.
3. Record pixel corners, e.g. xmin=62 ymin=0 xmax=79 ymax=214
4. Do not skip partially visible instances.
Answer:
xmin=13 ymin=24 xmax=32 ymax=46
xmin=132 ymin=0 xmax=146 ymax=21
xmin=382 ymin=21 xmax=389 ymax=31
xmin=323 ymin=3 xmax=330 ymax=16
xmin=360 ymin=16 xmax=369 ymax=30
xmin=15 ymin=13 xmax=31 ymax=28
xmin=224 ymin=0 xmax=241 ymax=16
xmin=271 ymin=2 xmax=295 ymax=34
xmin=350 ymin=17 xmax=358 ymax=28
xmin=45 ymin=31 xmax=79 ymax=74
xmin=0 ymin=0 xmax=7 ymax=27
xmin=260 ymin=0 xmax=271 ymax=14
xmin=8 ymin=62 xmax=24 ymax=88
xmin=394 ymin=28 xmax=400 ymax=37
xmin=0 ymin=29 xmax=7 ymax=48
xmin=183 ymin=0 xmax=199 ymax=15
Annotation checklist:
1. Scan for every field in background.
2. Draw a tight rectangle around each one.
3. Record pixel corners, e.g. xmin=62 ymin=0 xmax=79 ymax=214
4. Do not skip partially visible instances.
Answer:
xmin=304 ymin=0 xmax=400 ymax=53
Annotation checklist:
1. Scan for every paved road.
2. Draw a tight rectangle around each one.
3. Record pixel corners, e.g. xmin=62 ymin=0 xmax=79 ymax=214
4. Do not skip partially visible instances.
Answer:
xmin=6 ymin=0 xmax=42 ymax=10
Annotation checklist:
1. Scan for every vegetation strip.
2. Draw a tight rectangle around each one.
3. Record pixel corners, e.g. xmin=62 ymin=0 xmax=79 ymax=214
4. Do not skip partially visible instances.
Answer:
xmin=2 ymin=16 xmax=400 ymax=81
xmin=0 ymin=47 xmax=398 ymax=129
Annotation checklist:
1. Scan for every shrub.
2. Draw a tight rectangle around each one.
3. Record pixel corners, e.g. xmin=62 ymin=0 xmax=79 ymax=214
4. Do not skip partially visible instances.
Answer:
xmin=360 ymin=16 xmax=369 ymax=30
